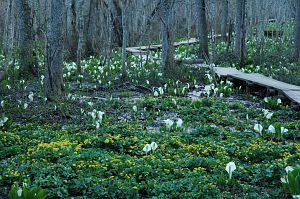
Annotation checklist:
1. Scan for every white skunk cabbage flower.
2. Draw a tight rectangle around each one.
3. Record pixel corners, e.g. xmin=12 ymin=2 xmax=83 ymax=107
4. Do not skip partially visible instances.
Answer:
xmin=277 ymin=98 xmax=282 ymax=105
xmin=281 ymin=166 xmax=294 ymax=184
xmin=268 ymin=125 xmax=276 ymax=134
xmin=281 ymin=127 xmax=288 ymax=134
xmin=176 ymin=118 xmax=183 ymax=129
xmin=254 ymin=124 xmax=263 ymax=136
xmin=158 ymin=87 xmax=164 ymax=95
xmin=133 ymin=105 xmax=137 ymax=112
xmin=225 ymin=162 xmax=236 ymax=180
xmin=17 ymin=188 xmax=22 ymax=197
xmin=28 ymin=92 xmax=34 ymax=102
xmin=143 ymin=144 xmax=152 ymax=154
xmin=164 ymin=119 xmax=174 ymax=130
xmin=150 ymin=142 xmax=158 ymax=151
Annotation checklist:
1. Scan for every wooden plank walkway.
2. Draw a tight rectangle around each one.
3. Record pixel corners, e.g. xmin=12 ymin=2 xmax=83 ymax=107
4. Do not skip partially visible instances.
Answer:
xmin=213 ymin=67 xmax=300 ymax=106
xmin=126 ymin=38 xmax=300 ymax=107
xmin=127 ymin=35 xmax=223 ymax=56
xmin=126 ymin=38 xmax=199 ymax=56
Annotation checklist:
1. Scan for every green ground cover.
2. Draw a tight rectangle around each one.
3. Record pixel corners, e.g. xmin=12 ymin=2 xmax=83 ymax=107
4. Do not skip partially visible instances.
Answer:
xmin=0 ymin=39 xmax=300 ymax=198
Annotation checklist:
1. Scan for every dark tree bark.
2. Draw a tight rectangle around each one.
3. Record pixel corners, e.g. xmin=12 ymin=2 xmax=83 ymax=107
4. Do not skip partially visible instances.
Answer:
xmin=112 ymin=0 xmax=123 ymax=47
xmin=16 ymin=0 xmax=37 ymax=78
xmin=196 ymin=0 xmax=209 ymax=59
xmin=3 ymin=0 xmax=15 ymax=61
xmin=221 ymin=0 xmax=229 ymax=40
xmin=76 ymin=0 xmax=84 ymax=75
xmin=121 ymin=0 xmax=128 ymax=80
xmin=235 ymin=0 xmax=246 ymax=67
xmin=45 ymin=0 xmax=64 ymax=99
xmin=66 ymin=0 xmax=77 ymax=60
xmin=295 ymin=0 xmax=300 ymax=61
xmin=160 ymin=0 xmax=175 ymax=74
xmin=107 ymin=0 xmax=114 ymax=61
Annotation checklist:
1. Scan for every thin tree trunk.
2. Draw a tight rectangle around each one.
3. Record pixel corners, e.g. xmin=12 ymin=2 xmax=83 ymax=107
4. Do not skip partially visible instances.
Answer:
xmin=196 ymin=0 xmax=209 ymax=59
xmin=76 ymin=0 xmax=84 ymax=75
xmin=66 ymin=0 xmax=77 ymax=60
xmin=295 ymin=0 xmax=300 ymax=61
xmin=160 ymin=0 xmax=175 ymax=75
xmin=221 ymin=0 xmax=229 ymax=40
xmin=211 ymin=0 xmax=217 ymax=63
xmin=45 ymin=0 xmax=64 ymax=99
xmin=112 ymin=0 xmax=123 ymax=47
xmin=106 ymin=0 xmax=114 ymax=70
xmin=256 ymin=0 xmax=265 ymax=64
xmin=107 ymin=0 xmax=114 ymax=62
xmin=3 ymin=0 xmax=15 ymax=63
xmin=121 ymin=0 xmax=127 ymax=81
xmin=235 ymin=0 xmax=246 ymax=67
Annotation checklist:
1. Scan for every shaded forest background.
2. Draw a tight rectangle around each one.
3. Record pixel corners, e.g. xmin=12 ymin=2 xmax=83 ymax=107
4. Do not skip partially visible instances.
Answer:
xmin=0 ymin=0 xmax=297 ymax=60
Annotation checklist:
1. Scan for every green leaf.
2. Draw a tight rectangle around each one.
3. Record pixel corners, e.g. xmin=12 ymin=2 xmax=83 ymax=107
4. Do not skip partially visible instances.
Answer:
xmin=22 ymin=187 xmax=30 ymax=199
xmin=288 ymin=172 xmax=297 ymax=194
xmin=36 ymin=189 xmax=48 ymax=199
xmin=9 ymin=185 xmax=19 ymax=199
xmin=295 ymin=175 xmax=300 ymax=195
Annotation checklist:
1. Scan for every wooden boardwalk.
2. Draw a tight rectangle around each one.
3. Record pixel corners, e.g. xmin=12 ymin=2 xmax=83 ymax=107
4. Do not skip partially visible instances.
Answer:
xmin=213 ymin=67 xmax=300 ymax=107
xmin=126 ymin=38 xmax=300 ymax=107
xmin=126 ymin=38 xmax=199 ymax=56
xmin=127 ymin=35 xmax=224 ymax=56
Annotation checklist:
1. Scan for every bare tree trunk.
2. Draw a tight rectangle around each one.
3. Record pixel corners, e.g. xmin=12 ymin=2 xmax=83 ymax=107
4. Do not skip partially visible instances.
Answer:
xmin=160 ymin=0 xmax=175 ymax=75
xmin=235 ymin=0 xmax=246 ymax=67
xmin=66 ymin=0 xmax=77 ymax=60
xmin=107 ymin=0 xmax=114 ymax=62
xmin=256 ymin=0 xmax=265 ymax=64
xmin=3 ymin=0 xmax=15 ymax=63
xmin=211 ymin=0 xmax=217 ymax=63
xmin=76 ymin=0 xmax=84 ymax=75
xmin=16 ymin=0 xmax=37 ymax=78
xmin=295 ymin=0 xmax=300 ymax=61
xmin=112 ymin=0 xmax=123 ymax=47
xmin=196 ymin=0 xmax=209 ymax=59
xmin=45 ymin=0 xmax=64 ymax=99
xmin=186 ymin=0 xmax=192 ymax=40
xmin=221 ymin=0 xmax=229 ymax=40
xmin=121 ymin=0 xmax=127 ymax=81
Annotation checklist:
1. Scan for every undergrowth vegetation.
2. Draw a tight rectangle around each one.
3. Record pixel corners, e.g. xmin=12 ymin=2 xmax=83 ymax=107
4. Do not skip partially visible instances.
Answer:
xmin=0 ymin=37 xmax=300 ymax=198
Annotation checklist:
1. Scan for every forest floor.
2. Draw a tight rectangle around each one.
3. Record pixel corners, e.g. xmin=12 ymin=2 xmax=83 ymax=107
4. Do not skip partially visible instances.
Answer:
xmin=0 ymin=41 xmax=300 ymax=198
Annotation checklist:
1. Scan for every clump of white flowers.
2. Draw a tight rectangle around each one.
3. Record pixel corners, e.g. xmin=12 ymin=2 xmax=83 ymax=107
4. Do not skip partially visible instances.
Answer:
xmin=143 ymin=142 xmax=158 ymax=155
xmin=163 ymin=118 xmax=183 ymax=131
xmin=164 ymin=119 xmax=174 ymax=130
xmin=281 ymin=166 xmax=300 ymax=198
xmin=262 ymin=109 xmax=273 ymax=119
xmin=88 ymin=110 xmax=105 ymax=129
